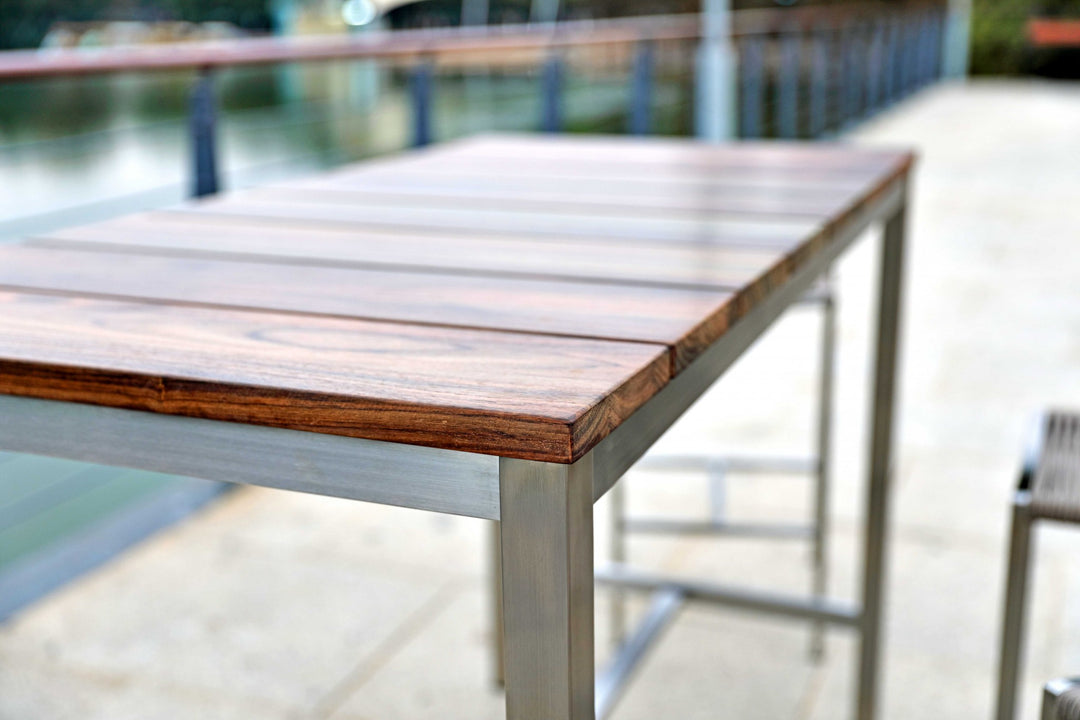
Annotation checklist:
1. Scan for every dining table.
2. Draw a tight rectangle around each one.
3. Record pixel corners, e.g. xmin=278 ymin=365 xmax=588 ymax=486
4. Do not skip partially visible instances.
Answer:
xmin=0 ymin=133 xmax=913 ymax=720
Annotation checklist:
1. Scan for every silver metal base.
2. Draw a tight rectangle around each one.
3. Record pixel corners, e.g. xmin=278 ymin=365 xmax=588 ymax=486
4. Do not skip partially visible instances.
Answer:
xmin=596 ymin=563 xmax=861 ymax=627
xmin=595 ymin=588 xmax=684 ymax=719
xmin=1042 ymin=677 xmax=1080 ymax=720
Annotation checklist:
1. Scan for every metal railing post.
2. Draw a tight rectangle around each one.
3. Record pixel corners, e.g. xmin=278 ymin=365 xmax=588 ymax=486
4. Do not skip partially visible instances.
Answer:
xmin=776 ymin=32 xmax=800 ymax=139
xmin=885 ymin=19 xmax=900 ymax=105
xmin=904 ymin=15 xmax=919 ymax=95
xmin=843 ymin=25 xmax=861 ymax=126
xmin=695 ymin=0 xmax=737 ymax=141
xmin=739 ymin=37 xmax=765 ymax=139
xmin=865 ymin=23 xmax=882 ymax=115
xmin=629 ymin=40 xmax=655 ymax=136
xmin=809 ymin=30 xmax=829 ymax=137
xmin=189 ymin=68 xmax=219 ymax=198
xmin=540 ymin=51 xmax=564 ymax=133
xmin=931 ymin=9 xmax=946 ymax=80
xmin=410 ymin=59 xmax=434 ymax=147
xmin=921 ymin=12 xmax=936 ymax=86
xmin=943 ymin=0 xmax=972 ymax=79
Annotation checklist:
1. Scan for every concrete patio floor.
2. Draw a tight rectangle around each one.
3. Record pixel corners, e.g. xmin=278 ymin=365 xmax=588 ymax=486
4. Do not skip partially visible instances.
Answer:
xmin=2 ymin=79 xmax=1080 ymax=720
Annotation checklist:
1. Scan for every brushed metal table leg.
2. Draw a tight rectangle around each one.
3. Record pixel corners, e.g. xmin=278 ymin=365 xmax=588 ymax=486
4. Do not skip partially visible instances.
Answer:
xmin=995 ymin=492 xmax=1035 ymax=720
xmin=500 ymin=454 xmax=595 ymax=720
xmin=491 ymin=519 xmax=505 ymax=688
xmin=609 ymin=480 xmax=628 ymax=648
xmin=810 ymin=273 xmax=837 ymax=661
xmin=856 ymin=198 xmax=907 ymax=720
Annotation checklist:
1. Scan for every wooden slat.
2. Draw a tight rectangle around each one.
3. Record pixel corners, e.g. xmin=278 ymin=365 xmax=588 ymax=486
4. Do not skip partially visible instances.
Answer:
xmin=289 ymin=166 xmax=868 ymax=204
xmin=0 ymin=245 xmax=736 ymax=372
xmin=429 ymin=135 xmax=910 ymax=171
xmin=0 ymin=291 xmax=669 ymax=463
xmin=263 ymin=181 xmax=859 ymax=220
xmin=335 ymin=152 xmax=889 ymax=190
xmin=42 ymin=205 xmax=803 ymax=255
xmin=180 ymin=194 xmax=821 ymax=246
xmin=33 ymin=213 xmax=787 ymax=288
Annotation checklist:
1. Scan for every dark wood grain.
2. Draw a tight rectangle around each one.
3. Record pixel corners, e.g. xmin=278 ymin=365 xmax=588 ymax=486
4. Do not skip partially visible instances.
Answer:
xmin=34 ymin=212 xmax=788 ymax=286
xmin=0 ymin=245 xmax=737 ymax=372
xmin=0 ymin=291 xmax=670 ymax=462
xmin=2 ymin=134 xmax=915 ymax=463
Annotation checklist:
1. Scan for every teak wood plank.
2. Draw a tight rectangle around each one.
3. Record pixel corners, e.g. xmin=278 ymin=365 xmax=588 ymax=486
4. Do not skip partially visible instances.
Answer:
xmin=0 ymin=244 xmax=737 ymax=372
xmin=283 ymin=167 xmax=870 ymax=214
xmin=423 ymin=134 xmax=912 ymax=173
xmin=337 ymin=146 xmax=903 ymax=190
xmin=260 ymin=181 xmax=859 ymax=220
xmin=33 ymin=213 xmax=789 ymax=288
xmin=0 ymin=291 xmax=669 ymax=463
xmin=330 ymin=156 xmax=881 ymax=193
xmin=177 ymin=193 xmax=822 ymax=246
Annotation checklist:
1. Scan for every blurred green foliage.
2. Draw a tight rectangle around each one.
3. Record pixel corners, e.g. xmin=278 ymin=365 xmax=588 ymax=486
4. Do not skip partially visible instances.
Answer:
xmin=972 ymin=0 xmax=1080 ymax=74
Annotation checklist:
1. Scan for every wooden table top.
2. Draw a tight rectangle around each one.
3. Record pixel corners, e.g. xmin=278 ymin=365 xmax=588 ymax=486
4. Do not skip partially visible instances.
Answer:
xmin=0 ymin=134 xmax=913 ymax=463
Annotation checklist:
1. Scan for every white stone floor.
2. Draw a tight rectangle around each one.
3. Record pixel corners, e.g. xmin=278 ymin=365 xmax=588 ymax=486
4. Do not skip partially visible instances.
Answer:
xmin=2 ymin=79 xmax=1080 ymax=720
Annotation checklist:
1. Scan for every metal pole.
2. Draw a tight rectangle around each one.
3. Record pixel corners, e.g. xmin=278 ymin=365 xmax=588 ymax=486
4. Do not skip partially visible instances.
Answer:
xmin=695 ymin=0 xmax=737 ymax=142
xmin=855 ymin=194 xmax=908 ymax=720
xmin=595 ymin=589 xmax=683 ymax=720
xmin=629 ymin=40 xmax=655 ymax=136
xmin=904 ymin=15 xmax=919 ymax=96
xmin=942 ymin=0 xmax=971 ymax=79
xmin=500 ymin=455 xmax=595 ymax=720
xmin=809 ymin=30 xmax=829 ymax=137
xmin=269 ymin=0 xmax=302 ymax=104
xmin=609 ymin=481 xmax=628 ymax=648
xmin=776 ymin=32 xmax=800 ymax=139
xmin=844 ymin=25 xmax=862 ymax=125
xmin=540 ymin=53 xmax=564 ymax=133
xmin=189 ymin=69 xmax=219 ymax=198
xmin=739 ymin=37 xmax=765 ymax=139
xmin=883 ymin=19 xmax=898 ymax=106
xmin=410 ymin=59 xmax=434 ymax=147
xmin=865 ymin=24 xmax=882 ymax=114
xmin=461 ymin=0 xmax=492 ymax=128
xmin=530 ymin=0 xmax=560 ymax=24
xmin=995 ymin=493 xmax=1035 ymax=720
xmin=491 ymin=520 xmax=506 ymax=688
xmin=933 ymin=8 xmax=947 ymax=80
xmin=461 ymin=0 xmax=490 ymax=26
xmin=810 ymin=275 xmax=836 ymax=661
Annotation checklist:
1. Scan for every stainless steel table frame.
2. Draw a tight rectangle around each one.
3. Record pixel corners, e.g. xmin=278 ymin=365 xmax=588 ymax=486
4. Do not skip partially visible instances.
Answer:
xmin=0 ymin=182 xmax=907 ymax=720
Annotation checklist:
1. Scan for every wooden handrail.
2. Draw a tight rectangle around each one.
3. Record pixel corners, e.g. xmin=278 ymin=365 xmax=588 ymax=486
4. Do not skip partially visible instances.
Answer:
xmin=0 ymin=15 xmax=699 ymax=81
xmin=0 ymin=2 xmax=948 ymax=83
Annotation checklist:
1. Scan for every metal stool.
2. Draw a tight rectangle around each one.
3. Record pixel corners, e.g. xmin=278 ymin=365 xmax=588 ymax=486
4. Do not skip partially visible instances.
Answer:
xmin=1043 ymin=677 xmax=1080 ymax=720
xmin=608 ymin=276 xmax=837 ymax=659
xmin=995 ymin=412 xmax=1080 ymax=720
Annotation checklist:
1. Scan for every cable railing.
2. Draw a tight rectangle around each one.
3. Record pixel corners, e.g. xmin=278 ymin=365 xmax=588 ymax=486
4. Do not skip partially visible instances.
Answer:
xmin=0 ymin=4 xmax=948 ymax=201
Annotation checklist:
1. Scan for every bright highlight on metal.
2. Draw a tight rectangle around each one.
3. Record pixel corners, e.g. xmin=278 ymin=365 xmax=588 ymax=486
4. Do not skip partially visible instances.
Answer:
xmin=342 ymin=0 xmax=379 ymax=27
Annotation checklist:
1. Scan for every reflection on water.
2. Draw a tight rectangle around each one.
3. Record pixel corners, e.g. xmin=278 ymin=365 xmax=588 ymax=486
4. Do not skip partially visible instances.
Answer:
xmin=0 ymin=61 xmax=693 ymax=237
